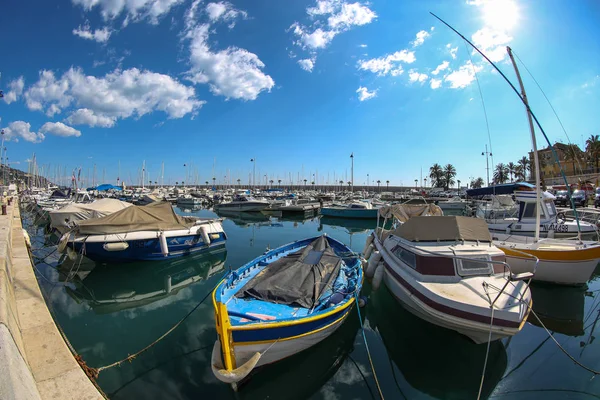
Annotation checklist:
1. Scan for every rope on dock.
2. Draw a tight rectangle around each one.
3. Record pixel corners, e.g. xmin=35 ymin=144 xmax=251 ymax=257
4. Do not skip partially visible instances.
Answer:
xmin=355 ymin=293 xmax=385 ymax=400
xmin=89 ymin=271 xmax=230 ymax=376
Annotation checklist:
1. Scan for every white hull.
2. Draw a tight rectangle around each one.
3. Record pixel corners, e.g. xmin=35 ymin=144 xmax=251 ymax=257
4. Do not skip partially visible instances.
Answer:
xmin=215 ymin=203 xmax=269 ymax=212
xmin=503 ymin=255 xmax=598 ymax=286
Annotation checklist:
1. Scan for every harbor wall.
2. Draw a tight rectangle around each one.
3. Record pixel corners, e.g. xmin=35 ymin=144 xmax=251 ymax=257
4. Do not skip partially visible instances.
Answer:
xmin=0 ymin=200 xmax=104 ymax=399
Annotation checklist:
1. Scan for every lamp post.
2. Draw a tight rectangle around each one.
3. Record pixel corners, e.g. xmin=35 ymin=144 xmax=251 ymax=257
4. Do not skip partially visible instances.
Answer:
xmin=367 ymin=173 xmax=369 ymax=191
xmin=415 ymin=179 xmax=418 ymax=190
xmin=250 ymin=158 xmax=256 ymax=189
xmin=482 ymin=145 xmax=493 ymax=187
xmin=350 ymin=153 xmax=354 ymax=193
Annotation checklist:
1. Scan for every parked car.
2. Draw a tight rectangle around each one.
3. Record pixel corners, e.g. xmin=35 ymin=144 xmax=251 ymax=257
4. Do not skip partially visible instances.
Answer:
xmin=554 ymin=190 xmax=569 ymax=207
xmin=570 ymin=189 xmax=587 ymax=207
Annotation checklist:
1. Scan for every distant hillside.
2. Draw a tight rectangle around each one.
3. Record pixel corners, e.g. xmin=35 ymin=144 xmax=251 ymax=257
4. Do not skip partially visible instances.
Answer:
xmin=0 ymin=165 xmax=53 ymax=188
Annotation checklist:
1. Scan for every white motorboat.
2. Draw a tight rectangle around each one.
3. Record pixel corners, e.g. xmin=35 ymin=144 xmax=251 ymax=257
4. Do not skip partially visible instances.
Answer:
xmin=213 ymin=195 xmax=270 ymax=212
xmin=366 ymin=205 xmax=533 ymax=343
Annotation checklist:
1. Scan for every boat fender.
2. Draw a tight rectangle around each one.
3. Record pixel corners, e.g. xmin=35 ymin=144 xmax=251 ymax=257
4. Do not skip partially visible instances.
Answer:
xmin=358 ymin=295 xmax=367 ymax=308
xmin=66 ymin=247 xmax=78 ymax=261
xmin=211 ymin=341 xmax=261 ymax=384
xmin=103 ymin=242 xmax=130 ymax=252
xmin=366 ymin=251 xmax=381 ymax=279
xmin=159 ymin=232 xmax=169 ymax=257
xmin=57 ymin=232 xmax=69 ymax=254
xmin=547 ymin=230 xmax=555 ymax=239
xmin=362 ymin=234 xmax=374 ymax=255
xmin=372 ymin=262 xmax=384 ymax=291
xmin=326 ymin=292 xmax=345 ymax=307
xmin=22 ymin=229 xmax=31 ymax=250
xmin=200 ymin=226 xmax=211 ymax=246
xmin=364 ymin=244 xmax=374 ymax=260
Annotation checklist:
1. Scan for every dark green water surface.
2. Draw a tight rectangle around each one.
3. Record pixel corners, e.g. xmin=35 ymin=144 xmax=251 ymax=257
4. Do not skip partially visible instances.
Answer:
xmin=23 ymin=206 xmax=600 ymax=399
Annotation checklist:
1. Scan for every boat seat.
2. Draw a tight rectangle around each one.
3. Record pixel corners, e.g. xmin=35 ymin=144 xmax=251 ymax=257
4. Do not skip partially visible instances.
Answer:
xmin=510 ymin=272 xmax=534 ymax=281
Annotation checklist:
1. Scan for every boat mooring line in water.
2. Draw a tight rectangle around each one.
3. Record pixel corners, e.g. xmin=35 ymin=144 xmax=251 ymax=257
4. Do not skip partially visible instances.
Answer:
xmin=477 ymin=306 xmax=495 ymax=400
xmin=355 ymin=293 xmax=385 ymax=399
xmin=347 ymin=355 xmax=377 ymax=400
xmin=84 ymin=270 xmax=231 ymax=378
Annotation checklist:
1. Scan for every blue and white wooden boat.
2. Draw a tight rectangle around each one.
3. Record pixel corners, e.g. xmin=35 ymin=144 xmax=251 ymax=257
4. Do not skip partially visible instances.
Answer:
xmin=211 ymin=234 xmax=363 ymax=386
xmin=61 ymin=202 xmax=227 ymax=262
xmin=320 ymin=201 xmax=378 ymax=219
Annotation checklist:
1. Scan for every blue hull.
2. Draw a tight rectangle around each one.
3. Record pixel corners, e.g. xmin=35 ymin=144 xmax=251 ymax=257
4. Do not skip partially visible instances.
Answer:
xmin=69 ymin=232 xmax=227 ymax=262
xmin=320 ymin=207 xmax=378 ymax=219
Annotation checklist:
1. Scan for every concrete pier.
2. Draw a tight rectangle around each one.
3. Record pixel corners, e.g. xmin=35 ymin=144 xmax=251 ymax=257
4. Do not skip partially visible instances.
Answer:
xmin=0 ymin=200 xmax=105 ymax=399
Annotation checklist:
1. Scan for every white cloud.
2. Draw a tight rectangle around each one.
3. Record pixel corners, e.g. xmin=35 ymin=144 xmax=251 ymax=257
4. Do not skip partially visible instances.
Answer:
xmin=3 ymin=77 xmax=24 ymax=104
xmin=467 ymin=0 xmax=516 ymax=62
xmin=448 ymin=45 xmax=458 ymax=59
xmin=66 ymin=108 xmax=116 ymax=128
xmin=290 ymin=0 xmax=376 ymax=68
xmin=24 ymin=67 xmax=203 ymax=127
xmin=1 ymin=121 xmax=45 ymax=143
xmin=411 ymin=29 xmax=431 ymax=47
xmin=184 ymin=24 xmax=274 ymax=101
xmin=71 ymin=0 xmax=184 ymax=24
xmin=358 ymin=49 xmax=415 ymax=76
xmin=206 ymin=2 xmax=247 ymax=28
xmin=431 ymin=61 xmax=450 ymax=75
xmin=72 ymin=24 xmax=112 ymax=43
xmin=408 ymin=69 xmax=428 ymax=84
xmin=356 ymin=86 xmax=377 ymax=101
xmin=298 ymin=58 xmax=315 ymax=72
xmin=39 ymin=122 xmax=82 ymax=137
xmin=471 ymin=27 xmax=512 ymax=62
xmin=359 ymin=44 xmax=367 ymax=48
xmin=430 ymin=78 xmax=442 ymax=89
xmin=444 ymin=61 xmax=483 ymax=89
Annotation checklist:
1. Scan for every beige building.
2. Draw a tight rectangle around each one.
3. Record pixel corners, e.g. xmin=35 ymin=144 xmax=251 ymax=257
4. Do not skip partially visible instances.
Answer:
xmin=529 ymin=142 xmax=584 ymax=179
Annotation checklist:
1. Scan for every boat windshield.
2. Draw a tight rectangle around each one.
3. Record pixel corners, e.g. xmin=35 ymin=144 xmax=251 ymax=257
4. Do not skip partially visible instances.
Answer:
xmin=545 ymin=201 xmax=557 ymax=218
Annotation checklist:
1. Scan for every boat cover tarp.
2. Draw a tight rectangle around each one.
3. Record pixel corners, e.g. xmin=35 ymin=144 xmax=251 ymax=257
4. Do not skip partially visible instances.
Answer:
xmin=236 ymin=236 xmax=342 ymax=308
xmin=378 ymin=204 xmax=443 ymax=222
xmin=50 ymin=189 xmax=70 ymax=199
xmin=394 ymin=216 xmax=492 ymax=242
xmin=51 ymin=199 xmax=132 ymax=225
xmin=76 ymin=201 xmax=196 ymax=235
xmin=466 ymin=182 xmax=535 ymax=197
xmin=95 ymin=184 xmax=123 ymax=191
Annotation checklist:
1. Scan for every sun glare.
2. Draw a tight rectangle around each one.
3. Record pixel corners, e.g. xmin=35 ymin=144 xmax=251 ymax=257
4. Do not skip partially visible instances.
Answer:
xmin=482 ymin=0 xmax=519 ymax=31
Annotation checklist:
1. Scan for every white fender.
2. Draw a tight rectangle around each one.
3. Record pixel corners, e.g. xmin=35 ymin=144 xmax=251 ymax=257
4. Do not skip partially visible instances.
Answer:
xmin=211 ymin=340 xmax=261 ymax=384
xmin=362 ymin=234 xmax=374 ymax=255
xmin=103 ymin=242 xmax=129 ymax=252
xmin=200 ymin=225 xmax=211 ymax=246
xmin=159 ymin=232 xmax=169 ymax=257
xmin=57 ymin=232 xmax=69 ymax=254
xmin=22 ymin=229 xmax=31 ymax=249
xmin=364 ymin=244 xmax=374 ymax=260
xmin=366 ymin=251 xmax=381 ymax=279
xmin=372 ymin=262 xmax=384 ymax=291
xmin=66 ymin=247 xmax=78 ymax=261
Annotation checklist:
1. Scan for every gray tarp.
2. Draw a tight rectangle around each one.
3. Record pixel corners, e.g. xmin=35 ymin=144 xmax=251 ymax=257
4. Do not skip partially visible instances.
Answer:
xmin=236 ymin=236 xmax=342 ymax=308
xmin=394 ymin=216 xmax=492 ymax=242
xmin=76 ymin=201 xmax=196 ymax=235
xmin=378 ymin=203 xmax=443 ymax=222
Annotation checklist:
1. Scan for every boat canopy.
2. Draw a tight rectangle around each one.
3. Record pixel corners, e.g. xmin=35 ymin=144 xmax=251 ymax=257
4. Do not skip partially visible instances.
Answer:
xmin=394 ymin=216 xmax=492 ymax=242
xmin=378 ymin=204 xmax=443 ymax=222
xmin=95 ymin=184 xmax=123 ymax=191
xmin=466 ymin=182 xmax=535 ymax=197
xmin=235 ymin=236 xmax=341 ymax=308
xmin=76 ymin=201 xmax=196 ymax=235
xmin=54 ymin=198 xmax=132 ymax=220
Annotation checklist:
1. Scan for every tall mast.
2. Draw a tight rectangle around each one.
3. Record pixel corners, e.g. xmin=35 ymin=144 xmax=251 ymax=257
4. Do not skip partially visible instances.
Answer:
xmin=508 ymin=46 xmax=541 ymax=242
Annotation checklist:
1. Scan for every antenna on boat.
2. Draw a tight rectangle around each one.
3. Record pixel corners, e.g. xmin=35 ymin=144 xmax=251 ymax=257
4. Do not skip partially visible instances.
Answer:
xmin=429 ymin=12 xmax=583 ymax=240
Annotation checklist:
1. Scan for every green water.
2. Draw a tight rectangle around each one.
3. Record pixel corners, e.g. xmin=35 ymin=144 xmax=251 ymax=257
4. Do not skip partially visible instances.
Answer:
xmin=24 ymin=207 xmax=600 ymax=399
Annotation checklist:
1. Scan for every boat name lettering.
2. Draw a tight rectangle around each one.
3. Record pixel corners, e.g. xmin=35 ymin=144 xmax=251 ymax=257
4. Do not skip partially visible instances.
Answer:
xmin=544 ymin=223 xmax=568 ymax=233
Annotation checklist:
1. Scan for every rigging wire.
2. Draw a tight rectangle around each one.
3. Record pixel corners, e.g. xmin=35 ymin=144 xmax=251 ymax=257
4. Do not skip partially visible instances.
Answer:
xmin=512 ymin=50 xmax=585 ymax=175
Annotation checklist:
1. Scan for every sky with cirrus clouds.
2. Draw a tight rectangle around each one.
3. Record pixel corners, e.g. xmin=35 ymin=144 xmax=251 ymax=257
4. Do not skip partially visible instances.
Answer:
xmin=0 ymin=0 xmax=598 ymax=187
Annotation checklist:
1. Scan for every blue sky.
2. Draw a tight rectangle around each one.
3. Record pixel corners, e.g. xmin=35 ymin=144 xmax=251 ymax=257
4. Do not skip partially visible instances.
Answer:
xmin=0 ymin=0 xmax=599 ymax=188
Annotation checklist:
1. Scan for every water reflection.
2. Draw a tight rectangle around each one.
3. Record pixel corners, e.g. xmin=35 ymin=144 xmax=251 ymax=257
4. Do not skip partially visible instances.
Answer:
xmin=527 ymin=282 xmax=587 ymax=337
xmin=214 ymin=209 xmax=271 ymax=226
xmin=59 ymin=249 xmax=227 ymax=314
xmin=368 ymin=285 xmax=507 ymax=399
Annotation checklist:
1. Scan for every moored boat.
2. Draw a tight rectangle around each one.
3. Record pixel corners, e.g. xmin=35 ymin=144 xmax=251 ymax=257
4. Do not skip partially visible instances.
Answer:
xmin=321 ymin=201 xmax=378 ymax=219
xmin=211 ymin=235 xmax=363 ymax=386
xmin=368 ymin=205 xmax=533 ymax=343
xmin=214 ymin=195 xmax=270 ymax=212
xmin=62 ymin=202 xmax=226 ymax=262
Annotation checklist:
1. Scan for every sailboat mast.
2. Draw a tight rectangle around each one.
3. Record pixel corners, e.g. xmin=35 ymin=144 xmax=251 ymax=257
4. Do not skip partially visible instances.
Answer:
xmin=507 ymin=46 xmax=541 ymax=242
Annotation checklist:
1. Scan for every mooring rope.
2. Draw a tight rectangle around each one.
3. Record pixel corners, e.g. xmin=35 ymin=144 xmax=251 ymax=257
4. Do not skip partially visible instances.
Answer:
xmin=477 ymin=306 xmax=495 ymax=400
xmin=355 ymin=293 xmax=385 ymax=399
xmin=88 ymin=271 xmax=230 ymax=377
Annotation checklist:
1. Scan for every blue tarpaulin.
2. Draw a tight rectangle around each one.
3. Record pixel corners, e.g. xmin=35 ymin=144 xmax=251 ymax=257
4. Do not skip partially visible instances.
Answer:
xmin=466 ymin=182 xmax=535 ymax=197
xmin=89 ymin=184 xmax=123 ymax=191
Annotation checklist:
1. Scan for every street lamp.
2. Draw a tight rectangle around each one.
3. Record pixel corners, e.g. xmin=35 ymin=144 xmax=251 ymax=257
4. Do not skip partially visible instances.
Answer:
xmin=482 ymin=144 xmax=493 ymax=187
xmin=414 ymin=179 xmax=418 ymax=190
xmin=250 ymin=158 xmax=256 ymax=188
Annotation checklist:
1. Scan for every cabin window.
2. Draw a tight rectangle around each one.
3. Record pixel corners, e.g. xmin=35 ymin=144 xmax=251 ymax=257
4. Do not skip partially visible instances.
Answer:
xmin=546 ymin=202 xmax=557 ymax=218
xmin=522 ymin=203 xmax=536 ymax=218
xmin=456 ymin=256 xmax=493 ymax=277
xmin=392 ymin=247 xmax=417 ymax=269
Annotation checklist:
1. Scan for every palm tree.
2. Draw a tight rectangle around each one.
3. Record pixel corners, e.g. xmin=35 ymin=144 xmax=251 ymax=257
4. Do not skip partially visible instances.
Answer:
xmin=181 ymin=181 xmax=185 ymax=187
xmin=586 ymin=134 xmax=600 ymax=172
xmin=377 ymin=180 xmax=381 ymax=192
xmin=269 ymin=179 xmax=273 ymax=188
xmin=205 ymin=181 xmax=209 ymax=186
xmin=563 ymin=144 xmax=582 ymax=175
xmin=278 ymin=179 xmax=282 ymax=187
xmin=429 ymin=163 xmax=444 ymax=188
xmin=303 ymin=179 xmax=307 ymax=188
xmin=493 ymin=163 xmax=509 ymax=184
xmin=470 ymin=177 xmax=484 ymax=188
xmin=517 ymin=156 xmax=530 ymax=180
xmin=237 ymin=178 xmax=241 ymax=186
xmin=386 ymin=180 xmax=389 ymax=189
xmin=514 ymin=165 xmax=525 ymax=181
xmin=443 ymin=164 xmax=456 ymax=191
xmin=176 ymin=181 xmax=179 ymax=186
xmin=507 ymin=162 xmax=516 ymax=182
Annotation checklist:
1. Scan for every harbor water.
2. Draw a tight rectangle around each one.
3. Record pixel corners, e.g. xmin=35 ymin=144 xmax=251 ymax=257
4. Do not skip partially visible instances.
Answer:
xmin=24 ymin=206 xmax=600 ymax=399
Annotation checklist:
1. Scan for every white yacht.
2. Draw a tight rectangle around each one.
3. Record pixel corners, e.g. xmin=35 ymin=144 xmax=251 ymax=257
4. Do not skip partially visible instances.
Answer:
xmin=213 ymin=195 xmax=270 ymax=212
